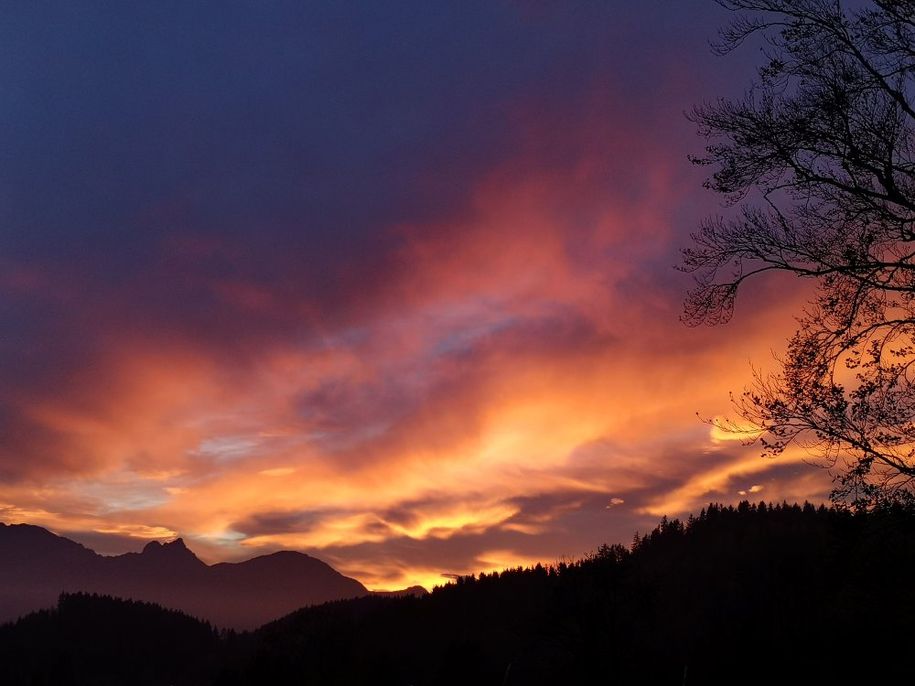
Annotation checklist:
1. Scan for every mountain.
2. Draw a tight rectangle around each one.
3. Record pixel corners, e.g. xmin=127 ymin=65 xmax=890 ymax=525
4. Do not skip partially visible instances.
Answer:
xmin=0 ymin=523 xmax=368 ymax=629
xmin=2 ymin=502 xmax=913 ymax=686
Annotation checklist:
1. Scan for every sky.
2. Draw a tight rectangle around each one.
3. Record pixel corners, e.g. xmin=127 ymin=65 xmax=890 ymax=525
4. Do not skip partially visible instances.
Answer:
xmin=0 ymin=0 xmax=832 ymax=590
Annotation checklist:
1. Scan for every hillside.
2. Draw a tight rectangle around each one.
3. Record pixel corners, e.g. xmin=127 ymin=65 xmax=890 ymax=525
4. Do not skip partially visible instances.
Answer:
xmin=222 ymin=501 xmax=915 ymax=685
xmin=2 ymin=502 xmax=913 ymax=685
xmin=0 ymin=593 xmax=223 ymax=686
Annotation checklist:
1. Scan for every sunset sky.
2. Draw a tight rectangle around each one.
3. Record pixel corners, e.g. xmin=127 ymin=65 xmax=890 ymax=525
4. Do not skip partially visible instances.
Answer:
xmin=0 ymin=1 xmax=831 ymax=590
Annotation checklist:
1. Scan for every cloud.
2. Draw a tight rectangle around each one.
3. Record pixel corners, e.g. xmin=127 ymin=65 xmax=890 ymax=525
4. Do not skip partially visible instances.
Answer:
xmin=0 ymin=1 xmax=832 ymax=588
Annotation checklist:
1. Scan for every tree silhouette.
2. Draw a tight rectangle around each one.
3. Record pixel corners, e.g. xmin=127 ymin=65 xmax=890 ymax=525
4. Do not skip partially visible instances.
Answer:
xmin=2 ymin=503 xmax=913 ymax=685
xmin=682 ymin=0 xmax=915 ymax=506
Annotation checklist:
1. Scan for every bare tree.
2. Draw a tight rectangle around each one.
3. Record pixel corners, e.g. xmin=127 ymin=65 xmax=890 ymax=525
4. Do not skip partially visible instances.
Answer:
xmin=682 ymin=0 xmax=915 ymax=507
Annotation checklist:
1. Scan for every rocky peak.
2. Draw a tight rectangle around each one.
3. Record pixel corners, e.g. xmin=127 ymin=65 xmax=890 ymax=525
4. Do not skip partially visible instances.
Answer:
xmin=141 ymin=537 xmax=201 ymax=565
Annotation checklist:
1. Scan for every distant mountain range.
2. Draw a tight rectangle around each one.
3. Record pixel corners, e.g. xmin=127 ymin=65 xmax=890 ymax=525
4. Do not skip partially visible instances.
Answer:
xmin=0 ymin=522 xmax=422 ymax=629
xmin=3 ymin=503 xmax=913 ymax=686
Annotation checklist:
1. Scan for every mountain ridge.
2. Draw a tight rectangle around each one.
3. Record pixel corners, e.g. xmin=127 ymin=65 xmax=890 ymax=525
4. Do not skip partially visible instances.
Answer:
xmin=4 ymin=502 xmax=911 ymax=685
xmin=0 ymin=522 xmax=373 ymax=629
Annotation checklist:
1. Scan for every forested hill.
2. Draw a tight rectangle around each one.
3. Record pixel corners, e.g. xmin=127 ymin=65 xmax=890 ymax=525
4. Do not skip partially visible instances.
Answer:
xmin=2 ymin=502 xmax=914 ymax=685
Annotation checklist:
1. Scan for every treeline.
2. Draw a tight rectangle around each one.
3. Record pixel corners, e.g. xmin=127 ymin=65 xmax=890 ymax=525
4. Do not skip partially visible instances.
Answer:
xmin=0 ymin=592 xmax=227 ymax=685
xmin=224 ymin=501 xmax=915 ymax=685
xmin=2 ymin=502 xmax=913 ymax=685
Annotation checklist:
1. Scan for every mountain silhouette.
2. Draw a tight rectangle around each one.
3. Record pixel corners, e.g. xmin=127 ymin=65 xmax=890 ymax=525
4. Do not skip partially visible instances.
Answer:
xmin=0 ymin=523 xmax=368 ymax=629
xmin=3 ymin=502 xmax=913 ymax=686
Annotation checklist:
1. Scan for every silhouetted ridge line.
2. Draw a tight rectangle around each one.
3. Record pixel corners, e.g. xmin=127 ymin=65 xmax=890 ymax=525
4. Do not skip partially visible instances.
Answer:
xmin=5 ymin=501 xmax=910 ymax=685
xmin=232 ymin=501 xmax=915 ymax=685
xmin=0 ymin=526 xmax=368 ymax=629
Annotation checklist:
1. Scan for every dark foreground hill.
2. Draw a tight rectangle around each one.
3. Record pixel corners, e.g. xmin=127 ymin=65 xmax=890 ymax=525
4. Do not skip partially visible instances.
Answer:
xmin=0 ymin=524 xmax=367 ymax=629
xmin=2 ymin=502 xmax=913 ymax=685
xmin=0 ymin=593 xmax=223 ymax=686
